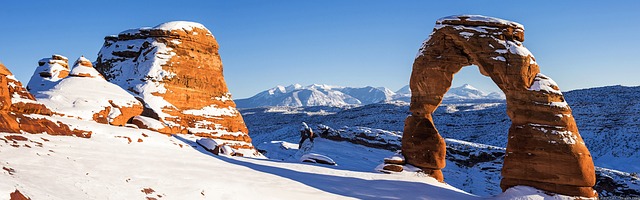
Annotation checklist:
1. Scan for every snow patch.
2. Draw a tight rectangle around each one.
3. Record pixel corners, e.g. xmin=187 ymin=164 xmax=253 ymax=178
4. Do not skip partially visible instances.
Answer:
xmin=437 ymin=15 xmax=524 ymax=30
xmin=182 ymin=104 xmax=239 ymax=117
xmin=133 ymin=116 xmax=166 ymax=130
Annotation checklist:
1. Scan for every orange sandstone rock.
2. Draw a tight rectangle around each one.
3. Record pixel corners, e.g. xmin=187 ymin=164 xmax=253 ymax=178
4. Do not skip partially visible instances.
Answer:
xmin=403 ymin=15 xmax=596 ymax=197
xmin=96 ymin=21 xmax=258 ymax=156
xmin=9 ymin=189 xmax=30 ymax=200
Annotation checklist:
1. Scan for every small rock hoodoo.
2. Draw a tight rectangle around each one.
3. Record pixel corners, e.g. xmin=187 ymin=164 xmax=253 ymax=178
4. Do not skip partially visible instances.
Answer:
xmin=26 ymin=54 xmax=70 ymax=92
xmin=29 ymin=56 xmax=144 ymax=126
xmin=402 ymin=15 xmax=596 ymax=197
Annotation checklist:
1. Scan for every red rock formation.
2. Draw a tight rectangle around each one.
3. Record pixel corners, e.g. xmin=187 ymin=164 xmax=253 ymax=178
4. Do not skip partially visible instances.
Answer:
xmin=9 ymin=189 xmax=30 ymax=200
xmin=28 ymin=56 xmax=143 ymax=126
xmin=95 ymin=21 xmax=258 ymax=156
xmin=0 ymin=62 xmax=89 ymax=137
xmin=403 ymin=15 xmax=596 ymax=197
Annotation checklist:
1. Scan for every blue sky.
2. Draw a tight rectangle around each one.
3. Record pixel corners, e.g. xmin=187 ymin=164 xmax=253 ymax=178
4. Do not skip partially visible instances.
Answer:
xmin=1 ymin=1 xmax=638 ymax=98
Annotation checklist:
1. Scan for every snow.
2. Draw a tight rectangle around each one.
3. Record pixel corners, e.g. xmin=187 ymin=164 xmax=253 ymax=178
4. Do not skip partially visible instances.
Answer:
xmin=506 ymin=40 xmax=533 ymax=57
xmin=241 ymin=86 xmax=640 ymax=197
xmin=495 ymin=186 xmax=596 ymax=200
xmin=153 ymin=21 xmax=211 ymax=34
xmin=300 ymin=153 xmax=337 ymax=165
xmin=459 ymin=31 xmax=474 ymax=38
xmin=196 ymin=138 xmax=219 ymax=150
xmin=52 ymin=54 xmax=68 ymax=60
xmin=529 ymin=73 xmax=562 ymax=95
xmin=437 ymin=15 xmax=524 ymax=30
xmin=384 ymin=154 xmax=404 ymax=162
xmin=182 ymin=104 xmax=239 ymax=117
xmin=132 ymin=116 xmax=166 ymax=130
xmin=550 ymin=101 xmax=569 ymax=108
xmin=236 ymin=83 xmax=504 ymax=108
xmin=98 ymin=37 xmax=179 ymax=125
xmin=118 ymin=21 xmax=212 ymax=36
xmin=492 ymin=56 xmax=506 ymax=62
xmin=418 ymin=15 xmax=535 ymax=64
xmin=27 ymin=57 xmax=68 ymax=92
xmin=69 ymin=57 xmax=102 ymax=77
xmin=31 ymin=72 xmax=141 ymax=122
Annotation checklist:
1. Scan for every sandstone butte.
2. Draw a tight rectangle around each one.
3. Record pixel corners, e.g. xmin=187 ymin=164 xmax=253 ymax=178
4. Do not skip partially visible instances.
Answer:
xmin=28 ymin=56 xmax=143 ymax=126
xmin=0 ymin=61 xmax=89 ymax=138
xmin=95 ymin=21 xmax=258 ymax=156
xmin=401 ymin=15 xmax=597 ymax=197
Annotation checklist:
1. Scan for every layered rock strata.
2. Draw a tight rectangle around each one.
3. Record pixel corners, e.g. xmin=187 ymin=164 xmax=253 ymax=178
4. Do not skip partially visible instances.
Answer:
xmin=95 ymin=21 xmax=256 ymax=156
xmin=30 ymin=56 xmax=143 ymax=126
xmin=0 ymin=62 xmax=88 ymax=137
xmin=402 ymin=15 xmax=596 ymax=197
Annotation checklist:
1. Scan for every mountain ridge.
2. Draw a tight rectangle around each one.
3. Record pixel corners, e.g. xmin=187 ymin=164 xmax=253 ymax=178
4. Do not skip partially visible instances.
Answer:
xmin=235 ymin=83 xmax=506 ymax=108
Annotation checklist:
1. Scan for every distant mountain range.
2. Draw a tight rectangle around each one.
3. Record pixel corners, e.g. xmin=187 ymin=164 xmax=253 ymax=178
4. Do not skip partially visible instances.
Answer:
xmin=235 ymin=84 xmax=505 ymax=108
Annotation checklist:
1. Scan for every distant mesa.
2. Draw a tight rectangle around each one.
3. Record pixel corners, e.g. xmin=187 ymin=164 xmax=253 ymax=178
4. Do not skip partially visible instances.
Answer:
xmin=95 ymin=21 xmax=258 ymax=156
xmin=0 ymin=61 xmax=89 ymax=137
xmin=235 ymin=83 xmax=505 ymax=108
xmin=401 ymin=15 xmax=597 ymax=197
xmin=29 ymin=55 xmax=143 ymax=126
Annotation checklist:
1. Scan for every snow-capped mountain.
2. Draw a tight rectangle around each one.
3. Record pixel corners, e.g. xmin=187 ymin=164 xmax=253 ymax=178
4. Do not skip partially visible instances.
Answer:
xmin=235 ymin=84 xmax=395 ymax=108
xmin=236 ymin=84 xmax=505 ymax=108
xmin=393 ymin=84 xmax=505 ymax=103
xmin=445 ymin=84 xmax=505 ymax=100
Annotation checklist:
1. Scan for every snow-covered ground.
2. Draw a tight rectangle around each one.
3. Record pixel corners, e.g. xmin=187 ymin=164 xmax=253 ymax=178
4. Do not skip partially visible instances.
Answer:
xmin=1 ymin=118 xmax=476 ymax=199
xmin=1 ymin=117 xmax=598 ymax=199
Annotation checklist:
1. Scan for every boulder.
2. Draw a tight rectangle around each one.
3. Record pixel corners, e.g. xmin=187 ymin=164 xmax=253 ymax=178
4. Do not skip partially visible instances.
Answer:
xmin=95 ymin=21 xmax=257 ymax=156
xmin=30 ymin=56 xmax=143 ymax=126
xmin=9 ymin=189 xmax=30 ymax=200
xmin=0 ymin=61 xmax=89 ymax=137
xmin=26 ymin=54 xmax=69 ymax=92
xmin=403 ymin=15 xmax=596 ymax=197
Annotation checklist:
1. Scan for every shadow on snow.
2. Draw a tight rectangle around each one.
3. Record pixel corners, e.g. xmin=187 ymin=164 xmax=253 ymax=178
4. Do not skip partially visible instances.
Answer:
xmin=173 ymin=135 xmax=478 ymax=199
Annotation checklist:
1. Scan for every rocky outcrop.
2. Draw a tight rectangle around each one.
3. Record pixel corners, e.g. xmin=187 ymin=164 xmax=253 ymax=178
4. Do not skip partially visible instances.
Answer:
xmin=317 ymin=124 xmax=402 ymax=151
xmin=26 ymin=55 xmax=70 ymax=92
xmin=9 ymin=189 xmax=30 ymax=200
xmin=30 ymin=56 xmax=143 ymax=126
xmin=95 ymin=21 xmax=257 ymax=156
xmin=402 ymin=15 xmax=596 ymax=197
xmin=0 ymin=62 xmax=89 ymax=137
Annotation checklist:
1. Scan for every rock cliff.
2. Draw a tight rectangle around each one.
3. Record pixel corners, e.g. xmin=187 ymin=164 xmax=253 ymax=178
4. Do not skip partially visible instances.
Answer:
xmin=0 ymin=62 xmax=88 ymax=137
xmin=30 ymin=56 xmax=143 ymax=126
xmin=402 ymin=15 xmax=596 ymax=197
xmin=95 ymin=21 xmax=256 ymax=156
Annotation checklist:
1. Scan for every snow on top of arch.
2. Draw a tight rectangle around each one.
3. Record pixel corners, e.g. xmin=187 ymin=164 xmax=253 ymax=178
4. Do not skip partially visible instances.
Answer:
xmin=437 ymin=15 xmax=524 ymax=30
xmin=154 ymin=21 xmax=211 ymax=33
xmin=118 ymin=21 xmax=212 ymax=35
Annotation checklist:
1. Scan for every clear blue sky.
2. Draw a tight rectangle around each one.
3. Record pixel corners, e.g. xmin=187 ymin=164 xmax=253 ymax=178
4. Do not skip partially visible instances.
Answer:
xmin=1 ymin=1 xmax=638 ymax=99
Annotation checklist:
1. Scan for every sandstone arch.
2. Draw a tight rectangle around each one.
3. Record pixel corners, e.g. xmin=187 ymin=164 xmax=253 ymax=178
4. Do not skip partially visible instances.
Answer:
xmin=403 ymin=15 xmax=596 ymax=197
